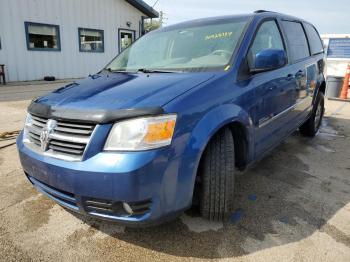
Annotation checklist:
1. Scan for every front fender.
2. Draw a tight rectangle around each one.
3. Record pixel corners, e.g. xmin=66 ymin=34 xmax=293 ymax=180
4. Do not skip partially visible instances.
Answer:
xmin=174 ymin=104 xmax=254 ymax=209
xmin=184 ymin=104 xmax=253 ymax=157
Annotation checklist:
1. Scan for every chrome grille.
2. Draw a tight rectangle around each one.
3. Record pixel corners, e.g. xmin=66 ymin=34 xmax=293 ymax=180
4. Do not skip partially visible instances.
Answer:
xmin=24 ymin=114 xmax=95 ymax=161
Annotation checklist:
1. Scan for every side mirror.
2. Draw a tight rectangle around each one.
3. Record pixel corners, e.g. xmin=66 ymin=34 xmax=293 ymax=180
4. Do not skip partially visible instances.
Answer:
xmin=250 ymin=49 xmax=287 ymax=74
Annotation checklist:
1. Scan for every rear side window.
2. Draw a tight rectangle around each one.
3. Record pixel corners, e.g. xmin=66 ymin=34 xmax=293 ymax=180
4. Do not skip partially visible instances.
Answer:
xmin=282 ymin=21 xmax=310 ymax=62
xmin=304 ymin=23 xmax=324 ymax=55
xmin=249 ymin=20 xmax=284 ymax=67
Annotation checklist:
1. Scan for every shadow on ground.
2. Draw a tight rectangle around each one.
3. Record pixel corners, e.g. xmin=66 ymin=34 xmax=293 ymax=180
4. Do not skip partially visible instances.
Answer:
xmin=70 ymin=117 xmax=350 ymax=258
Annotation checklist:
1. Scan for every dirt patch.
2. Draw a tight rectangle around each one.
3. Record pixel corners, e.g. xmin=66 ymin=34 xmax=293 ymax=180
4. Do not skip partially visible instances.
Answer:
xmin=67 ymin=227 xmax=98 ymax=243
xmin=22 ymin=195 xmax=56 ymax=232
xmin=0 ymin=175 xmax=37 ymax=210
xmin=321 ymin=223 xmax=350 ymax=248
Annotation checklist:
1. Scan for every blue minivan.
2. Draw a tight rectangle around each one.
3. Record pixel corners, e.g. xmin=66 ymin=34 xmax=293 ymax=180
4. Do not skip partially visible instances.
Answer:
xmin=17 ymin=11 xmax=325 ymax=225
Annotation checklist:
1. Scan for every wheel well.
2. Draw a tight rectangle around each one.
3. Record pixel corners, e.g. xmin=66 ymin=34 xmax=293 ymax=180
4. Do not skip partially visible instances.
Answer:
xmin=198 ymin=121 xmax=248 ymax=172
xmin=228 ymin=122 xmax=248 ymax=170
xmin=319 ymin=81 xmax=326 ymax=94
xmin=192 ymin=122 xmax=248 ymax=207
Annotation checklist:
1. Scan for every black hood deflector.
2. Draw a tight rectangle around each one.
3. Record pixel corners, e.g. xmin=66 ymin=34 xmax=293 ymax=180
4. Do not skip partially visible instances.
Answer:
xmin=28 ymin=101 xmax=164 ymax=124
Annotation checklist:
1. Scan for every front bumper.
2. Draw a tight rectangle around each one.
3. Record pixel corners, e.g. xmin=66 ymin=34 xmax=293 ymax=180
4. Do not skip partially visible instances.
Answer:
xmin=16 ymin=132 xmax=193 ymax=226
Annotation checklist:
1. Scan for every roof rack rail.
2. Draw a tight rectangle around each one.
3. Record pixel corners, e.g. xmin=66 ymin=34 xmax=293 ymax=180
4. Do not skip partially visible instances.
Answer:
xmin=254 ymin=10 xmax=270 ymax=13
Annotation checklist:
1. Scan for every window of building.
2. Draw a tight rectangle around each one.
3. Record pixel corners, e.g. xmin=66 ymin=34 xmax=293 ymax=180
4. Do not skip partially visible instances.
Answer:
xmin=249 ymin=20 xmax=285 ymax=68
xmin=304 ymin=23 xmax=324 ymax=55
xmin=78 ymin=28 xmax=104 ymax=52
xmin=281 ymin=21 xmax=310 ymax=62
xmin=25 ymin=22 xmax=61 ymax=51
xmin=118 ymin=29 xmax=135 ymax=52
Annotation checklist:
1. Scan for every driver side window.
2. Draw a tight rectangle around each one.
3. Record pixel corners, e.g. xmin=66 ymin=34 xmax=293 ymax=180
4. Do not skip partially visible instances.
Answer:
xmin=249 ymin=20 xmax=284 ymax=67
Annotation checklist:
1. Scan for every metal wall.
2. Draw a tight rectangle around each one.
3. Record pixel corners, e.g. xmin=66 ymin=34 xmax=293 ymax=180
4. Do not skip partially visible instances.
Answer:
xmin=0 ymin=0 xmax=144 ymax=82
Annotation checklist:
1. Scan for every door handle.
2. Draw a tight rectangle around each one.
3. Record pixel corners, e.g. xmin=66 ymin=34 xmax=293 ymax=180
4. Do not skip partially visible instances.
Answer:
xmin=295 ymin=70 xmax=305 ymax=78
xmin=286 ymin=74 xmax=294 ymax=80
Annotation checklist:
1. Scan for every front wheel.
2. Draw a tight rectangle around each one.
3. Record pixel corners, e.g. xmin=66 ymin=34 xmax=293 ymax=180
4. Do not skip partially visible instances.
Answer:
xmin=299 ymin=92 xmax=325 ymax=137
xmin=199 ymin=128 xmax=235 ymax=221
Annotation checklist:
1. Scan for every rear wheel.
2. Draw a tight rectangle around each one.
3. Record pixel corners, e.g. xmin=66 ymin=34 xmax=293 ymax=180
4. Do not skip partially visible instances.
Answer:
xmin=299 ymin=92 xmax=325 ymax=137
xmin=199 ymin=128 xmax=235 ymax=221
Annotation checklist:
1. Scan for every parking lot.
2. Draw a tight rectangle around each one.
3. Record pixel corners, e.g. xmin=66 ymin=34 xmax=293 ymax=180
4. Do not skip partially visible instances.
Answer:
xmin=1 ymin=85 xmax=350 ymax=261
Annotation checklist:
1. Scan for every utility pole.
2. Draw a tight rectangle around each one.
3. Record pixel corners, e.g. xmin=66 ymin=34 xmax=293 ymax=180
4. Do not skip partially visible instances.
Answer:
xmin=159 ymin=11 xmax=163 ymax=27
xmin=152 ymin=0 xmax=159 ymax=8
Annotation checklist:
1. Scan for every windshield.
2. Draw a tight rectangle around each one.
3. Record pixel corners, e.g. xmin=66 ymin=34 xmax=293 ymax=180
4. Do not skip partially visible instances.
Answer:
xmin=106 ymin=18 xmax=248 ymax=72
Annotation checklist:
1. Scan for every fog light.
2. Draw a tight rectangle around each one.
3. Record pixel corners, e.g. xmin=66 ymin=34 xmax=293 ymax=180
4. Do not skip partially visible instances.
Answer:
xmin=123 ymin=202 xmax=133 ymax=215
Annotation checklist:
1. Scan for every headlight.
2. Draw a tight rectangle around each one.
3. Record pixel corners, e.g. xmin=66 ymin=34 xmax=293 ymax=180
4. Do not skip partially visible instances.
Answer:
xmin=104 ymin=114 xmax=177 ymax=151
xmin=23 ymin=113 xmax=33 ymax=142
xmin=24 ymin=113 xmax=33 ymax=126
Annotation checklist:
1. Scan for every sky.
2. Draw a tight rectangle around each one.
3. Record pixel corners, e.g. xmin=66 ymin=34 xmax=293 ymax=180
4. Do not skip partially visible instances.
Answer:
xmin=145 ymin=0 xmax=348 ymax=34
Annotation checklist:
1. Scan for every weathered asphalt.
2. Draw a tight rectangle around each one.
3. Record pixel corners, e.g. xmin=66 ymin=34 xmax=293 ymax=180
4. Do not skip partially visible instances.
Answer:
xmin=0 ymin=79 xmax=75 ymax=102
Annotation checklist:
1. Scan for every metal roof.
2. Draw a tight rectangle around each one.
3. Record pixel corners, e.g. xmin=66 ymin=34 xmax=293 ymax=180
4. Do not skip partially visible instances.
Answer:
xmin=125 ymin=0 xmax=159 ymax=18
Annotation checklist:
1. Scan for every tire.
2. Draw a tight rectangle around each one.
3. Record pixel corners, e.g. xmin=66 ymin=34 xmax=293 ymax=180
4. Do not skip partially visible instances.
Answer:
xmin=200 ymin=128 xmax=235 ymax=221
xmin=299 ymin=92 xmax=325 ymax=137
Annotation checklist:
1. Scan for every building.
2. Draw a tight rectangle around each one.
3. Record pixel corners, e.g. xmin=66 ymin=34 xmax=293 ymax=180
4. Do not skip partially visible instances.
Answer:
xmin=0 ymin=0 xmax=158 ymax=82
xmin=321 ymin=34 xmax=350 ymax=77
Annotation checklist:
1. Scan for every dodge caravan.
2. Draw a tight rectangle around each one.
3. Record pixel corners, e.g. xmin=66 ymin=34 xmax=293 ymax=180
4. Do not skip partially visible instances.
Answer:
xmin=17 ymin=11 xmax=326 ymax=225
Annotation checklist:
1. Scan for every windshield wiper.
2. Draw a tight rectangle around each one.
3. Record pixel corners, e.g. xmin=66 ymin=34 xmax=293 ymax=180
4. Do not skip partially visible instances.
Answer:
xmin=137 ymin=68 xmax=179 ymax=73
xmin=105 ymin=68 xmax=180 ymax=74
xmin=105 ymin=68 xmax=130 ymax=73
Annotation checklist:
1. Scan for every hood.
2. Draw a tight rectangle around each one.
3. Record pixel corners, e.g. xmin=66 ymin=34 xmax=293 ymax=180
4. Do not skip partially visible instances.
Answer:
xmin=35 ymin=71 xmax=214 ymax=111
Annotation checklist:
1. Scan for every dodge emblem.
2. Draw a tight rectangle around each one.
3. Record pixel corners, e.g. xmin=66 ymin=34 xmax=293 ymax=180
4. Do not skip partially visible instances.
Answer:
xmin=40 ymin=119 xmax=57 ymax=152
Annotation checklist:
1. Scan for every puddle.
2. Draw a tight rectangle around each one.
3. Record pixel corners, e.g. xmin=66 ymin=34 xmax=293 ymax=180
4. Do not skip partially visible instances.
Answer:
xmin=230 ymin=209 xmax=244 ymax=224
xmin=315 ymin=144 xmax=336 ymax=153
xmin=319 ymin=118 xmax=345 ymax=138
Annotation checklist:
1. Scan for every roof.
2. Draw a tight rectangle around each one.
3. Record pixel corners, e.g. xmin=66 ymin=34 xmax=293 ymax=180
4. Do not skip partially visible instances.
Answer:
xmin=158 ymin=11 xmax=313 ymax=32
xmin=125 ymin=0 xmax=159 ymax=18
xmin=158 ymin=14 xmax=253 ymax=32
xmin=252 ymin=10 xmax=308 ymax=23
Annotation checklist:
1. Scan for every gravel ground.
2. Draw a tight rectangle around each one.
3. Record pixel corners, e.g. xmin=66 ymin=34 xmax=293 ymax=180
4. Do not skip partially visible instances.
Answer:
xmin=0 ymin=97 xmax=350 ymax=262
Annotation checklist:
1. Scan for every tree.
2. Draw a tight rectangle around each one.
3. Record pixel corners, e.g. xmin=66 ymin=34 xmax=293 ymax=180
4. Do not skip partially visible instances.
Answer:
xmin=144 ymin=11 xmax=164 ymax=32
